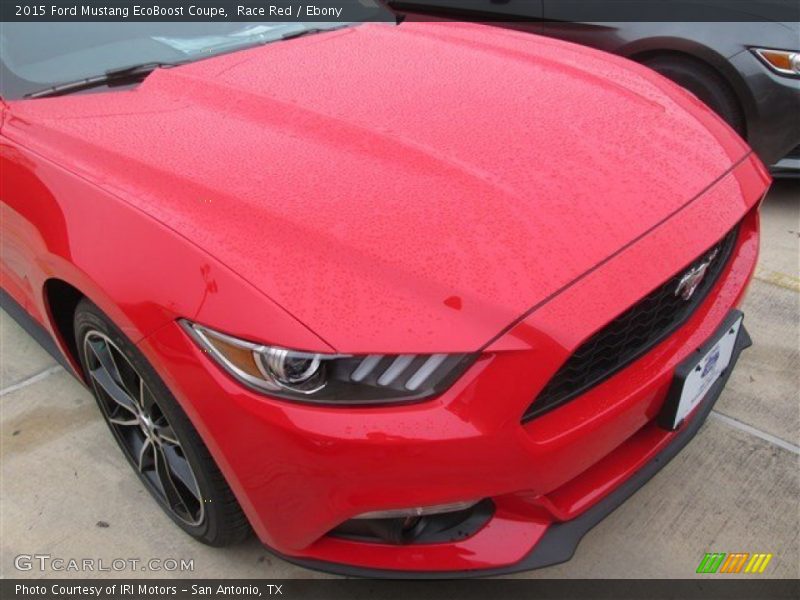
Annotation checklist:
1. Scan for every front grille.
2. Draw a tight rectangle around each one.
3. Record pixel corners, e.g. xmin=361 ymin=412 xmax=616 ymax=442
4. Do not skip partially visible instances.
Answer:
xmin=522 ymin=226 xmax=739 ymax=422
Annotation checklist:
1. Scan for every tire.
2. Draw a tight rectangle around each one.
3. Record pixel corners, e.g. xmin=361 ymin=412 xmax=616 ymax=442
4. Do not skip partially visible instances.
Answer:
xmin=642 ymin=55 xmax=745 ymax=136
xmin=74 ymin=298 xmax=250 ymax=546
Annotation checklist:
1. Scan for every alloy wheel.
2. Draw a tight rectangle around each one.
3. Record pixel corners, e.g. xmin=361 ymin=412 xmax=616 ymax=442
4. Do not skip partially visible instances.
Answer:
xmin=83 ymin=331 xmax=205 ymax=526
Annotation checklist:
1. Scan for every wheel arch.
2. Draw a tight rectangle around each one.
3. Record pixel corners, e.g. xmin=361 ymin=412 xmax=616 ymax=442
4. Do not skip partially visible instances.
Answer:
xmin=42 ymin=277 xmax=85 ymax=377
xmin=621 ymin=41 xmax=756 ymax=139
xmin=38 ymin=265 xmax=162 ymax=381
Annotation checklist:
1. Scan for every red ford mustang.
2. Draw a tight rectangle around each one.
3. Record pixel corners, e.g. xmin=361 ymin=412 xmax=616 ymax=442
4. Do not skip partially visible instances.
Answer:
xmin=0 ymin=20 xmax=769 ymax=576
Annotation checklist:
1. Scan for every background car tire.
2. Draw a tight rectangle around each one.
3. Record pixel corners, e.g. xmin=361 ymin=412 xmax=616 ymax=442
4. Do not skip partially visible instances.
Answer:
xmin=641 ymin=55 xmax=745 ymax=136
xmin=74 ymin=298 xmax=250 ymax=546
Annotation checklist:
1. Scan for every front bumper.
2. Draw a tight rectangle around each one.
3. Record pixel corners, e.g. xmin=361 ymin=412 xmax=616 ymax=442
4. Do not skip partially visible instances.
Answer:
xmin=281 ymin=317 xmax=752 ymax=577
xmin=771 ymin=144 xmax=800 ymax=178
xmin=135 ymin=162 xmax=763 ymax=575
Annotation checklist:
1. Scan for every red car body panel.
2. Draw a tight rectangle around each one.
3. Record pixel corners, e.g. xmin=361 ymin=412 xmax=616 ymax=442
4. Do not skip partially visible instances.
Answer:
xmin=0 ymin=21 xmax=769 ymax=574
xmin=133 ymin=172 xmax=762 ymax=570
xmin=2 ymin=22 xmax=753 ymax=355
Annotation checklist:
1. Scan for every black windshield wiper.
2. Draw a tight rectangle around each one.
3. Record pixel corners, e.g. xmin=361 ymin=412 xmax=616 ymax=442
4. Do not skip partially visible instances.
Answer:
xmin=26 ymin=61 xmax=184 ymax=99
xmin=280 ymin=24 xmax=351 ymax=41
xmin=280 ymin=28 xmax=326 ymax=41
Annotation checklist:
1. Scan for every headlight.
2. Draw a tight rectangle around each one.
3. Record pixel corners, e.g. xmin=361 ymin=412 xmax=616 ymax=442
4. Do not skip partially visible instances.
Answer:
xmin=180 ymin=320 xmax=475 ymax=405
xmin=752 ymin=48 xmax=800 ymax=77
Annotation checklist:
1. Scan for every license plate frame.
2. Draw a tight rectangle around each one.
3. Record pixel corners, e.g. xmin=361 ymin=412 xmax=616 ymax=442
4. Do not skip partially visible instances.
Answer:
xmin=659 ymin=311 xmax=745 ymax=431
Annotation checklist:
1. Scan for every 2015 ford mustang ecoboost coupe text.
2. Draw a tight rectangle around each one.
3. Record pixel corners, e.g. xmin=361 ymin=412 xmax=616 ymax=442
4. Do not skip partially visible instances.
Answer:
xmin=0 ymin=20 xmax=770 ymax=576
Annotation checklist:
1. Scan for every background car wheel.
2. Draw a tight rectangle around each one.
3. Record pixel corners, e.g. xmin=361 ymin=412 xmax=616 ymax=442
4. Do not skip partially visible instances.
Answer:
xmin=641 ymin=55 xmax=745 ymax=135
xmin=74 ymin=298 xmax=250 ymax=546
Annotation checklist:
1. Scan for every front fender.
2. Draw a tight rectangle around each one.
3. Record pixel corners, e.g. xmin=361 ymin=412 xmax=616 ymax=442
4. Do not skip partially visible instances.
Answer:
xmin=1 ymin=131 xmax=334 ymax=374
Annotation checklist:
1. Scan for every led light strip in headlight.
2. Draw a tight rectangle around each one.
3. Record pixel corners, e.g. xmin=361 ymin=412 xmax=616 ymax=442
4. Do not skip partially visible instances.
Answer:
xmin=180 ymin=320 xmax=476 ymax=405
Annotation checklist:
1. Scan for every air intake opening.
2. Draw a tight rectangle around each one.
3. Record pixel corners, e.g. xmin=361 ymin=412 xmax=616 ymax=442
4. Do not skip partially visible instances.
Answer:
xmin=328 ymin=499 xmax=494 ymax=545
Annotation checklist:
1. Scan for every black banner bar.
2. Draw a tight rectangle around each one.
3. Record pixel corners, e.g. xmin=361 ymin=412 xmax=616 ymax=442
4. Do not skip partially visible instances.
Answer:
xmin=3 ymin=579 xmax=800 ymax=600
xmin=1 ymin=1 xmax=394 ymax=22
xmin=1 ymin=0 xmax=799 ymax=22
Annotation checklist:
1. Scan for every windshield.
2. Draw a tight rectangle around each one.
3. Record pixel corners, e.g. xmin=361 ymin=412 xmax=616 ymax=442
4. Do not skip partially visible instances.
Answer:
xmin=0 ymin=21 xmax=365 ymax=99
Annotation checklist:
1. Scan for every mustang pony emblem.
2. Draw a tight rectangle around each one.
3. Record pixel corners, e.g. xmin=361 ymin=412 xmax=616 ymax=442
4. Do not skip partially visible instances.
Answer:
xmin=675 ymin=249 xmax=719 ymax=300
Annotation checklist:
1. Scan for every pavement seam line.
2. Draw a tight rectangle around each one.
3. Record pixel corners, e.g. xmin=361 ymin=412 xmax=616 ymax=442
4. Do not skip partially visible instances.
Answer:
xmin=0 ymin=365 xmax=63 ymax=397
xmin=710 ymin=410 xmax=800 ymax=455
xmin=753 ymin=269 xmax=800 ymax=293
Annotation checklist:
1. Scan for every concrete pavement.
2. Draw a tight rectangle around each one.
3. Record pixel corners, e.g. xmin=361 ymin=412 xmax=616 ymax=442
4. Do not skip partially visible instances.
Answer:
xmin=1 ymin=181 xmax=798 ymax=579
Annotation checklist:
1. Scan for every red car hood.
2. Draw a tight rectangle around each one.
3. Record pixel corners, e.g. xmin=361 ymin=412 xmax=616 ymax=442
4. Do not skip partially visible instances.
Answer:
xmin=8 ymin=22 xmax=752 ymax=353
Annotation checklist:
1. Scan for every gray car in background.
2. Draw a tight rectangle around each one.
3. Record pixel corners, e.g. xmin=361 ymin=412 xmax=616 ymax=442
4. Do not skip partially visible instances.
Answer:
xmin=389 ymin=1 xmax=800 ymax=176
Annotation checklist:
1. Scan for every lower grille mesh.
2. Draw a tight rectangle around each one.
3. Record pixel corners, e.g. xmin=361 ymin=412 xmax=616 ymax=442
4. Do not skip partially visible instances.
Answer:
xmin=523 ymin=226 xmax=739 ymax=422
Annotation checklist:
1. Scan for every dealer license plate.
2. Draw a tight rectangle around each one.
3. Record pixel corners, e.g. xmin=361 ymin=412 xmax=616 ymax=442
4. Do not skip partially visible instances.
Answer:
xmin=670 ymin=314 xmax=743 ymax=428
